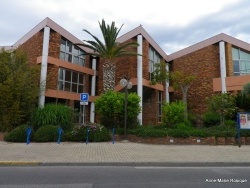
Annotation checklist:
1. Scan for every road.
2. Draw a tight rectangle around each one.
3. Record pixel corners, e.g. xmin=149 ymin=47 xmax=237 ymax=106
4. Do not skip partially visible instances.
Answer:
xmin=0 ymin=166 xmax=249 ymax=188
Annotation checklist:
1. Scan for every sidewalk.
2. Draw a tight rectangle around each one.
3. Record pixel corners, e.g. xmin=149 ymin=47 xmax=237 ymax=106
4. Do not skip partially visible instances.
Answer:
xmin=0 ymin=141 xmax=250 ymax=166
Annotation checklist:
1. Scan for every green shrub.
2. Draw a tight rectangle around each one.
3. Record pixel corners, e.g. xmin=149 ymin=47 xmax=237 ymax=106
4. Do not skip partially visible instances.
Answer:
xmin=205 ymin=125 xmax=236 ymax=137
xmin=168 ymin=129 xmax=190 ymax=138
xmin=4 ymin=124 xmax=33 ymax=142
xmin=34 ymin=125 xmax=58 ymax=142
xmin=202 ymin=111 xmax=220 ymax=127
xmin=224 ymin=119 xmax=236 ymax=126
xmin=95 ymin=91 xmax=141 ymax=129
xmin=162 ymin=101 xmax=185 ymax=126
xmin=31 ymin=103 xmax=74 ymax=131
xmin=175 ymin=122 xmax=194 ymax=131
xmin=68 ymin=123 xmax=111 ymax=142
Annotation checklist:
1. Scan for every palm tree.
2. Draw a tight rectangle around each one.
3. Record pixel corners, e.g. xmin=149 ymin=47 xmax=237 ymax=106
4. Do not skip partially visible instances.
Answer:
xmin=76 ymin=19 xmax=140 ymax=92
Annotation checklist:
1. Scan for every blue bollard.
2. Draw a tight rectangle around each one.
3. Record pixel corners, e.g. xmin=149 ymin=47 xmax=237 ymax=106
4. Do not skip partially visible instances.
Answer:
xmin=26 ymin=127 xmax=32 ymax=145
xmin=112 ymin=128 xmax=115 ymax=144
xmin=57 ymin=127 xmax=63 ymax=144
xmin=86 ymin=128 xmax=89 ymax=144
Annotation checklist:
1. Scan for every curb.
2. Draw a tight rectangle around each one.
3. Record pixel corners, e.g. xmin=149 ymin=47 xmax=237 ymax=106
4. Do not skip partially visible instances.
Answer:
xmin=0 ymin=161 xmax=41 ymax=166
xmin=39 ymin=162 xmax=250 ymax=167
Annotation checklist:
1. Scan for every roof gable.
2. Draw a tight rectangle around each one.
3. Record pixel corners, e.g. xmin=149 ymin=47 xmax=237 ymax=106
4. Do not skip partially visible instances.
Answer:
xmin=167 ymin=33 xmax=250 ymax=61
xmin=117 ymin=25 xmax=167 ymax=61
xmin=13 ymin=17 xmax=92 ymax=53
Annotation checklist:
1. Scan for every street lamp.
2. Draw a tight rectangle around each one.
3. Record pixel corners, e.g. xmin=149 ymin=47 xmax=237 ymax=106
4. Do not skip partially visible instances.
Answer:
xmin=120 ymin=77 xmax=132 ymax=141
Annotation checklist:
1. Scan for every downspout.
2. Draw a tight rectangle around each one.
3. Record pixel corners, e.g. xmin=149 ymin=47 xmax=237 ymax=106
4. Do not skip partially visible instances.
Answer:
xmin=90 ymin=56 xmax=97 ymax=123
xmin=38 ymin=26 xmax=50 ymax=108
xmin=219 ymin=41 xmax=227 ymax=93
xmin=137 ymin=35 xmax=143 ymax=125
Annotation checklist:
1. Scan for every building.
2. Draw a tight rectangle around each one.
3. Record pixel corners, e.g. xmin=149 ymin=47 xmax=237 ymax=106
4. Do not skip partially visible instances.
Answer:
xmin=2 ymin=17 xmax=250 ymax=125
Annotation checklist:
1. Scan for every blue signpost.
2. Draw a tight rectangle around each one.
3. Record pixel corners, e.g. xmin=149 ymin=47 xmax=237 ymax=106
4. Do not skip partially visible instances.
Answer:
xmin=80 ymin=93 xmax=89 ymax=124
xmin=237 ymin=112 xmax=250 ymax=147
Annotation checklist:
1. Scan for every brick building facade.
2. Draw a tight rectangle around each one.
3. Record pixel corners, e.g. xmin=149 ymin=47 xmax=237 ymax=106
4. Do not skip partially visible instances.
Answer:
xmin=2 ymin=17 xmax=250 ymax=125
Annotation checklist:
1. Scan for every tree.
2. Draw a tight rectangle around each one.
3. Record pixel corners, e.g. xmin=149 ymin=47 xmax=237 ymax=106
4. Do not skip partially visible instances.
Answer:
xmin=170 ymin=71 xmax=196 ymax=120
xmin=150 ymin=61 xmax=169 ymax=85
xmin=0 ymin=49 xmax=40 ymax=131
xmin=207 ymin=93 xmax=236 ymax=126
xmin=94 ymin=90 xmax=141 ymax=128
xmin=76 ymin=19 xmax=140 ymax=92
xmin=242 ymin=82 xmax=250 ymax=96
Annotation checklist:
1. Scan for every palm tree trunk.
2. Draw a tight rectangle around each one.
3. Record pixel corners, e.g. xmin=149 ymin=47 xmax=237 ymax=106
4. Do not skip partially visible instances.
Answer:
xmin=103 ymin=61 xmax=116 ymax=92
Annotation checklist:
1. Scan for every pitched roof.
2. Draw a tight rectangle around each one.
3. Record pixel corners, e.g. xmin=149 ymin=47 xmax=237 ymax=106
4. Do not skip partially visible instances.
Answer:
xmin=13 ymin=17 xmax=93 ymax=53
xmin=117 ymin=25 xmax=168 ymax=61
xmin=167 ymin=33 xmax=250 ymax=61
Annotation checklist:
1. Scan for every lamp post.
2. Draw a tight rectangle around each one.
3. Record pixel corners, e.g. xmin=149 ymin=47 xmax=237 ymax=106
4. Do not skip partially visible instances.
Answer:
xmin=120 ymin=77 xmax=132 ymax=140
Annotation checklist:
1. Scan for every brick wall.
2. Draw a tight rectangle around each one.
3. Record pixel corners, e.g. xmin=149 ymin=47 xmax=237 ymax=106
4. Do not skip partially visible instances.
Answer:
xmin=171 ymin=44 xmax=221 ymax=116
xmin=19 ymin=31 xmax=43 ymax=64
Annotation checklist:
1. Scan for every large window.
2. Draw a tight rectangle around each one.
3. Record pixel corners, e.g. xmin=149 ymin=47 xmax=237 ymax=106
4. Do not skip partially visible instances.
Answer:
xmin=149 ymin=46 xmax=161 ymax=80
xmin=58 ymin=68 xmax=84 ymax=93
xmin=60 ymin=38 xmax=85 ymax=66
xmin=232 ymin=47 xmax=250 ymax=76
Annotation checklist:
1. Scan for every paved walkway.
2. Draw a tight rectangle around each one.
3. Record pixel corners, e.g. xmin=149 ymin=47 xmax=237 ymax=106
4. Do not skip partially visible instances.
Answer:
xmin=0 ymin=141 xmax=250 ymax=166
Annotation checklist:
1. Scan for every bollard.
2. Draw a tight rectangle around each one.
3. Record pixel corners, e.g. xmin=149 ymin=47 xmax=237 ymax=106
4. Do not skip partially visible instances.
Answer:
xmin=112 ymin=128 xmax=115 ymax=144
xmin=86 ymin=128 xmax=89 ymax=144
xmin=26 ymin=127 xmax=32 ymax=145
xmin=57 ymin=127 xmax=63 ymax=144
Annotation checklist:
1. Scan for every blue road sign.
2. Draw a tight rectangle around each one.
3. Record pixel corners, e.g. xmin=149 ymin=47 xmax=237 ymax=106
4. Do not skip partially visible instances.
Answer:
xmin=80 ymin=93 xmax=89 ymax=101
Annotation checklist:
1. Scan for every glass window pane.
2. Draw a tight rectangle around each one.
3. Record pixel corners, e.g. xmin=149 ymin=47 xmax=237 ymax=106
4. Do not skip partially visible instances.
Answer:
xmin=240 ymin=50 xmax=250 ymax=60
xmin=64 ymin=82 xmax=71 ymax=92
xmin=65 ymin=70 xmax=71 ymax=82
xmin=72 ymin=72 xmax=78 ymax=83
xmin=73 ymin=56 xmax=79 ymax=64
xmin=58 ymin=81 xmax=64 ymax=90
xmin=72 ymin=83 xmax=78 ymax=93
xmin=66 ymin=42 xmax=72 ymax=52
xmin=78 ymin=85 xmax=84 ymax=93
xmin=58 ymin=68 xmax=64 ymax=80
xmin=240 ymin=60 xmax=246 ymax=71
xmin=232 ymin=48 xmax=239 ymax=60
xmin=233 ymin=60 xmax=239 ymax=72
xmin=79 ymin=74 xmax=84 ymax=84
xmin=60 ymin=39 xmax=66 ymax=51
xmin=79 ymin=58 xmax=84 ymax=66
xmin=60 ymin=52 xmax=65 ymax=61
xmin=73 ymin=47 xmax=79 ymax=55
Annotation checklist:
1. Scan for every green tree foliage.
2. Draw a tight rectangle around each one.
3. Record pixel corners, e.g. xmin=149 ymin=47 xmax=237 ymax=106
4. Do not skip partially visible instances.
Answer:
xmin=31 ymin=103 xmax=74 ymax=131
xmin=162 ymin=101 xmax=185 ymax=126
xmin=76 ymin=19 xmax=140 ymax=92
xmin=242 ymin=82 xmax=250 ymax=95
xmin=206 ymin=93 xmax=236 ymax=126
xmin=150 ymin=61 xmax=169 ymax=85
xmin=95 ymin=90 xmax=141 ymax=128
xmin=0 ymin=49 xmax=40 ymax=131
xmin=170 ymin=71 xmax=196 ymax=120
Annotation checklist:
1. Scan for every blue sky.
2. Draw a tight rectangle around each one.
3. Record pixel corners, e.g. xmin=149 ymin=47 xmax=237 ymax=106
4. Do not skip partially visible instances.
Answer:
xmin=1 ymin=0 xmax=249 ymax=54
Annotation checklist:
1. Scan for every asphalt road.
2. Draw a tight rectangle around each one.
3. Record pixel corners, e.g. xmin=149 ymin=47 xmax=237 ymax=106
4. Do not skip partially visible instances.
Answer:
xmin=0 ymin=166 xmax=249 ymax=188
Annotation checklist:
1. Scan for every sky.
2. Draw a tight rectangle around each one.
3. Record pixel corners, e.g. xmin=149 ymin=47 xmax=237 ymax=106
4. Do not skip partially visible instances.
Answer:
xmin=1 ymin=0 xmax=250 ymax=54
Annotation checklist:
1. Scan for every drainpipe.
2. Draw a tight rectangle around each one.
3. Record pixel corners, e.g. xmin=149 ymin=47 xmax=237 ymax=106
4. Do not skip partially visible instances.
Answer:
xmin=219 ymin=41 xmax=227 ymax=93
xmin=137 ymin=35 xmax=143 ymax=125
xmin=38 ymin=26 xmax=50 ymax=108
xmin=90 ymin=56 xmax=97 ymax=123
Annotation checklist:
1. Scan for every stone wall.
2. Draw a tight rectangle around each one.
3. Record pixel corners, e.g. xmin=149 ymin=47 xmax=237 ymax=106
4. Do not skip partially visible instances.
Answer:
xmin=115 ymin=135 xmax=250 ymax=145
